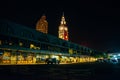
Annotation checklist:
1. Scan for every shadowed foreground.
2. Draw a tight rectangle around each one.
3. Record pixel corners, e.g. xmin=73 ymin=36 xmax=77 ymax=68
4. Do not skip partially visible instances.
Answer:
xmin=0 ymin=63 xmax=120 ymax=80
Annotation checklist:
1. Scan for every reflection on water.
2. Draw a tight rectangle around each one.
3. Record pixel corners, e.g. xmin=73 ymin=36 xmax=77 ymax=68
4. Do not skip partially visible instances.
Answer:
xmin=0 ymin=63 xmax=120 ymax=80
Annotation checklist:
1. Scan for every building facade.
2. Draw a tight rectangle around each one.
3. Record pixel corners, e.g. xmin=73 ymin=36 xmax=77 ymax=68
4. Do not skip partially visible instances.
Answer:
xmin=58 ymin=13 xmax=69 ymax=41
xmin=0 ymin=20 xmax=97 ymax=64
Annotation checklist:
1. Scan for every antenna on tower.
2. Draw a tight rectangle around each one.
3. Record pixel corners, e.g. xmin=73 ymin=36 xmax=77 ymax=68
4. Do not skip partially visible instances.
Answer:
xmin=62 ymin=12 xmax=64 ymax=17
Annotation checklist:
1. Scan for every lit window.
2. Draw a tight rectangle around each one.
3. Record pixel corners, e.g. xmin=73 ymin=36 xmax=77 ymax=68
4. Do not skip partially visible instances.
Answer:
xmin=60 ymin=35 xmax=63 ymax=38
xmin=9 ymin=42 xmax=12 ymax=45
xmin=60 ymin=27 xmax=64 ymax=30
xmin=36 ymin=47 xmax=40 ymax=50
xmin=66 ymin=36 xmax=68 ymax=38
xmin=19 ymin=42 xmax=23 ymax=46
xmin=65 ymin=27 xmax=68 ymax=31
xmin=30 ymin=44 xmax=34 ymax=49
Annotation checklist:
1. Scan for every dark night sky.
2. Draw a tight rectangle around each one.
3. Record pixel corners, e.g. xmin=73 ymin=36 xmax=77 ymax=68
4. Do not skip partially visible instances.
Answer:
xmin=0 ymin=0 xmax=120 ymax=52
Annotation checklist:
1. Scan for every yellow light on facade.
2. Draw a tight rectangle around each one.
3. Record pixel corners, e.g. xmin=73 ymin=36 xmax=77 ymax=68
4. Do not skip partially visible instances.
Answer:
xmin=9 ymin=42 xmax=12 ymax=45
xmin=60 ymin=26 xmax=64 ymax=30
xmin=36 ymin=47 xmax=40 ymax=49
xmin=65 ymin=36 xmax=68 ymax=38
xmin=19 ymin=42 xmax=23 ymax=46
xmin=65 ymin=27 xmax=68 ymax=30
xmin=60 ymin=35 xmax=63 ymax=38
xmin=30 ymin=44 xmax=34 ymax=49
xmin=69 ymin=49 xmax=73 ymax=54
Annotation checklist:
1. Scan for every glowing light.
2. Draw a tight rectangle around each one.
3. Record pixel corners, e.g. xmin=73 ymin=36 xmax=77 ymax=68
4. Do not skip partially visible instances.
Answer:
xmin=69 ymin=49 xmax=73 ymax=54
xmin=113 ymin=55 xmax=117 ymax=57
xmin=65 ymin=27 xmax=68 ymax=30
xmin=30 ymin=44 xmax=34 ymax=49
xmin=60 ymin=27 xmax=64 ymax=30
xmin=19 ymin=42 xmax=23 ymax=46
xmin=118 ymin=54 xmax=120 ymax=56
xmin=9 ymin=42 xmax=12 ymax=45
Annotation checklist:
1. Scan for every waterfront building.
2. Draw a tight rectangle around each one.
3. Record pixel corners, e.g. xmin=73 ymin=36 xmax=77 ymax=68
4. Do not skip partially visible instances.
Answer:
xmin=0 ymin=20 xmax=97 ymax=64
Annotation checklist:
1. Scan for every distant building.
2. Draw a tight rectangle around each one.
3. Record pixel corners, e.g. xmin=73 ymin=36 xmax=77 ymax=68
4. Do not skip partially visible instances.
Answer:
xmin=58 ymin=13 xmax=69 ymax=41
xmin=36 ymin=15 xmax=48 ymax=34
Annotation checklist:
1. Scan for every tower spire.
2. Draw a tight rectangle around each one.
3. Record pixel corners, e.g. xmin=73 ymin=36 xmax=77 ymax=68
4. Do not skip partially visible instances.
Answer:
xmin=58 ymin=13 xmax=69 ymax=41
xmin=61 ymin=12 xmax=66 ymax=25
xmin=62 ymin=12 xmax=64 ymax=17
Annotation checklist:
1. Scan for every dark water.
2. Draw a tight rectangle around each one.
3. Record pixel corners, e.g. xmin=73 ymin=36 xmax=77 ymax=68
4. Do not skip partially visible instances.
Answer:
xmin=0 ymin=63 xmax=120 ymax=80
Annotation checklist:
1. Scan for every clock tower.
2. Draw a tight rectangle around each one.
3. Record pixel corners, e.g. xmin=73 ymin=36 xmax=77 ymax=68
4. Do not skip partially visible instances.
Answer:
xmin=58 ymin=13 xmax=69 ymax=41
